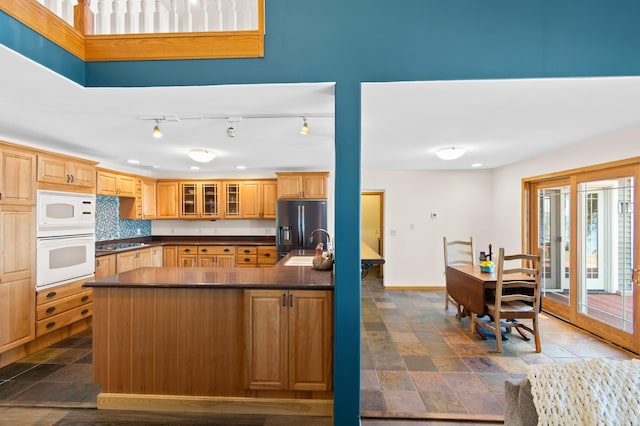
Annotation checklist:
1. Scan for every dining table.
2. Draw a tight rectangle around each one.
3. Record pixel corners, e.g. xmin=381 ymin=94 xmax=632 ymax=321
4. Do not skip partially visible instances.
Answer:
xmin=445 ymin=264 xmax=535 ymax=316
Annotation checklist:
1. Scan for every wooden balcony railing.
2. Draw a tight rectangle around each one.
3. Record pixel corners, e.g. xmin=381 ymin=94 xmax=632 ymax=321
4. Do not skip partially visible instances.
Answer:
xmin=0 ymin=0 xmax=264 ymax=61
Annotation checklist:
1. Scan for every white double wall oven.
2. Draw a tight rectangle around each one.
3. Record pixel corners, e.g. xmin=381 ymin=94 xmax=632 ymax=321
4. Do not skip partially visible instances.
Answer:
xmin=36 ymin=190 xmax=96 ymax=290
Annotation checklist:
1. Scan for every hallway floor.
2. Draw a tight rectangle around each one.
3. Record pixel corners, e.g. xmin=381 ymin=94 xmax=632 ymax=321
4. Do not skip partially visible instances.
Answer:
xmin=360 ymin=275 xmax=635 ymax=421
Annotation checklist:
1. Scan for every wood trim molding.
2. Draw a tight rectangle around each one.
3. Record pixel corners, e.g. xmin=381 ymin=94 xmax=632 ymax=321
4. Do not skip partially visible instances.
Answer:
xmin=84 ymin=31 xmax=264 ymax=61
xmin=97 ymin=393 xmax=333 ymax=417
xmin=1 ymin=0 xmax=265 ymax=62
xmin=0 ymin=0 xmax=85 ymax=59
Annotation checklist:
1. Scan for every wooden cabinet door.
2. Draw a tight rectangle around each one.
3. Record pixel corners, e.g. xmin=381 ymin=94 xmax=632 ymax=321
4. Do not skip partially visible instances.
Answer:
xmin=179 ymin=182 xmax=199 ymax=218
xmin=0 ymin=149 xmax=36 ymax=205
xmin=136 ymin=248 xmax=153 ymax=268
xmin=69 ymin=161 xmax=96 ymax=188
xmin=0 ymin=205 xmax=35 ymax=351
xmin=96 ymin=171 xmax=118 ymax=196
xmin=117 ymin=175 xmax=136 ymax=197
xmin=142 ymin=179 xmax=156 ymax=219
xmin=277 ymin=175 xmax=303 ymax=199
xmin=302 ymin=175 xmax=327 ymax=199
xmin=200 ymin=182 xmax=221 ymax=219
xmin=37 ymin=154 xmax=68 ymax=185
xmin=245 ymin=290 xmax=288 ymax=390
xmin=116 ymin=251 xmax=136 ymax=273
xmin=178 ymin=254 xmax=197 ymax=267
xmin=95 ymin=254 xmax=116 ymax=279
xmin=288 ymin=290 xmax=333 ymax=391
xmin=150 ymin=246 xmax=163 ymax=266
xmin=156 ymin=181 xmax=178 ymax=219
xmin=163 ymin=245 xmax=178 ymax=267
xmin=261 ymin=181 xmax=277 ymax=219
xmin=241 ymin=181 xmax=260 ymax=219
xmin=224 ymin=182 xmax=242 ymax=219
xmin=197 ymin=254 xmax=216 ymax=267
xmin=217 ymin=255 xmax=235 ymax=268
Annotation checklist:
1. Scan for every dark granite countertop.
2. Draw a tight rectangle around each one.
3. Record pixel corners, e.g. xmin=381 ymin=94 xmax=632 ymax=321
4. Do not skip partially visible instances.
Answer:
xmin=85 ymin=250 xmax=333 ymax=290
xmin=95 ymin=236 xmax=276 ymax=255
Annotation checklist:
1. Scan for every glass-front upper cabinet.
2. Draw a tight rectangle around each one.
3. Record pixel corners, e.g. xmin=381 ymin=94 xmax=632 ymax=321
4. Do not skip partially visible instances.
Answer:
xmin=224 ymin=182 xmax=241 ymax=218
xmin=179 ymin=182 xmax=221 ymax=219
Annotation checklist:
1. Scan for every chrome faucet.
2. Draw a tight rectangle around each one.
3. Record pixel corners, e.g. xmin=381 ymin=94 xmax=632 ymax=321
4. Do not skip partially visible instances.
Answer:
xmin=309 ymin=228 xmax=333 ymax=252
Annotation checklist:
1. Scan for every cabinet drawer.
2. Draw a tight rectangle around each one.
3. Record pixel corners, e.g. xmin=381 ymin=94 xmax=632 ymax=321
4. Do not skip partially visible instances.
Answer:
xmin=257 ymin=246 xmax=277 ymax=265
xmin=236 ymin=254 xmax=257 ymax=266
xmin=37 ymin=289 xmax=92 ymax=321
xmin=198 ymin=246 xmax=235 ymax=255
xmin=36 ymin=303 xmax=93 ymax=337
xmin=178 ymin=246 xmax=197 ymax=255
xmin=36 ymin=278 xmax=90 ymax=305
xmin=237 ymin=246 xmax=257 ymax=255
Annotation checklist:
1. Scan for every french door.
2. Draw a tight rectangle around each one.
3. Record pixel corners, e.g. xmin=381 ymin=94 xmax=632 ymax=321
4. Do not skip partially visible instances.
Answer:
xmin=527 ymin=162 xmax=640 ymax=352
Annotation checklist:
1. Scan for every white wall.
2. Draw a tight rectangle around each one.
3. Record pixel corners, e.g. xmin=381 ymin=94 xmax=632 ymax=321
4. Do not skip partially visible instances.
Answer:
xmin=362 ymin=169 xmax=494 ymax=287
xmin=363 ymin=127 xmax=640 ymax=289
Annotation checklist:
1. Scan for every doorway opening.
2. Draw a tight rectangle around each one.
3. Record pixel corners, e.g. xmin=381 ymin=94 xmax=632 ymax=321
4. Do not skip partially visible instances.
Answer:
xmin=361 ymin=191 xmax=384 ymax=278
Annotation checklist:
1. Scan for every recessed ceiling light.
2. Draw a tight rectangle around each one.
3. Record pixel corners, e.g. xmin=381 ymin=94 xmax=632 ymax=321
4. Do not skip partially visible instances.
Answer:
xmin=190 ymin=166 xmax=200 ymax=170
xmin=127 ymin=159 xmax=140 ymax=164
xmin=472 ymin=163 xmax=483 ymax=168
xmin=152 ymin=165 xmax=160 ymax=169
xmin=236 ymin=165 xmax=246 ymax=170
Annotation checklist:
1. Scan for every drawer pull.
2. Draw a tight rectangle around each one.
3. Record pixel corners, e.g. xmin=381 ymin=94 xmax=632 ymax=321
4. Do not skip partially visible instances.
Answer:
xmin=185 ymin=248 xmax=191 ymax=253
xmin=81 ymin=309 xmax=89 ymax=315
xmin=243 ymin=249 xmax=251 ymax=254
xmin=224 ymin=248 xmax=230 ymax=253
xmin=46 ymin=291 xmax=57 ymax=299
xmin=282 ymin=294 xmax=287 ymax=307
xmin=201 ymin=248 xmax=208 ymax=253
xmin=244 ymin=258 xmax=251 ymax=262
xmin=264 ymin=253 xmax=271 ymax=257
xmin=46 ymin=321 xmax=56 ymax=329
xmin=46 ymin=307 xmax=56 ymax=314
xmin=81 ymin=295 xmax=89 ymax=302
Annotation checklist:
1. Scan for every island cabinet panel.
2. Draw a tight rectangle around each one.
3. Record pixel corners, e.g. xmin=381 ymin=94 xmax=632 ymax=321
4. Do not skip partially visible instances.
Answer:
xmin=245 ymin=290 xmax=333 ymax=392
xmin=92 ymin=287 xmax=245 ymax=396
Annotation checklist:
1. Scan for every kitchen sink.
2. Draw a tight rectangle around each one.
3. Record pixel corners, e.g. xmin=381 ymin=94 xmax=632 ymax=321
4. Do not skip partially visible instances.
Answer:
xmin=283 ymin=256 xmax=315 ymax=266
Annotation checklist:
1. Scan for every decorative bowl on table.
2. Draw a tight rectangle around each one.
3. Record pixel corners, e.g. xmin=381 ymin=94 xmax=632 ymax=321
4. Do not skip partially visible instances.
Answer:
xmin=480 ymin=261 xmax=495 ymax=273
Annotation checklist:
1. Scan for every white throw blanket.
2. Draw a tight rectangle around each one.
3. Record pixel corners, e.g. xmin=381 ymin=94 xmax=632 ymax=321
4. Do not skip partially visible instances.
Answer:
xmin=527 ymin=358 xmax=640 ymax=426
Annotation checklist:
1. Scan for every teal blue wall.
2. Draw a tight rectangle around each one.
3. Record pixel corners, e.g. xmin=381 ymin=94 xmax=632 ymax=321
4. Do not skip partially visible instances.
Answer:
xmin=3 ymin=2 xmax=640 ymax=424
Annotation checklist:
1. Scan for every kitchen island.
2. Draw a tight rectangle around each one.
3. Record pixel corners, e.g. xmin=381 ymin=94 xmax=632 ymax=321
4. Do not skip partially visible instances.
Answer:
xmin=84 ymin=251 xmax=333 ymax=417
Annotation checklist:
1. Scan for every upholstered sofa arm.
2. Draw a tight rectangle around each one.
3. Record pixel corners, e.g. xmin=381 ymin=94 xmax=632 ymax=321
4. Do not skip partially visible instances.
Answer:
xmin=504 ymin=378 xmax=538 ymax=426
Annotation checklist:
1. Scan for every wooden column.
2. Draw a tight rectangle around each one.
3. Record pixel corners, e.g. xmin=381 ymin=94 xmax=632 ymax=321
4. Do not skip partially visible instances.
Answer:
xmin=74 ymin=0 xmax=94 ymax=35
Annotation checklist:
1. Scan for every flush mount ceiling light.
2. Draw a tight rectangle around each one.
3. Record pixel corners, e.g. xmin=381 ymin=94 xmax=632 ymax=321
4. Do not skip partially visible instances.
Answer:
xmin=187 ymin=148 xmax=216 ymax=163
xmin=300 ymin=117 xmax=309 ymax=135
xmin=435 ymin=147 xmax=466 ymax=160
xmin=152 ymin=119 xmax=162 ymax=138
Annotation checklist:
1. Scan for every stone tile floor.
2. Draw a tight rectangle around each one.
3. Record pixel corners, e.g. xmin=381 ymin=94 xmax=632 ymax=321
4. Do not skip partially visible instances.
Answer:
xmin=360 ymin=274 xmax=636 ymax=422
xmin=0 ymin=275 xmax=635 ymax=425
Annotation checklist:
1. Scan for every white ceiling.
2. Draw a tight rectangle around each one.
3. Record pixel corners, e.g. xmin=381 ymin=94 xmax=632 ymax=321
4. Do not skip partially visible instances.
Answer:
xmin=2 ymin=44 xmax=640 ymax=178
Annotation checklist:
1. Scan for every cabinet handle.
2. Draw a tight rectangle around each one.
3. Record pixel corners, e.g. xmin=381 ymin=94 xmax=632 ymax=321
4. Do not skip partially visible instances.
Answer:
xmin=282 ymin=294 xmax=287 ymax=307
xmin=264 ymin=253 xmax=271 ymax=257
xmin=46 ymin=321 xmax=56 ymax=329
xmin=224 ymin=248 xmax=230 ymax=253
xmin=289 ymin=294 xmax=294 ymax=307
xmin=243 ymin=249 xmax=250 ymax=254
xmin=81 ymin=295 xmax=89 ymax=302
xmin=46 ymin=291 xmax=57 ymax=299
xmin=96 ymin=259 xmax=100 ymax=267
xmin=244 ymin=258 xmax=251 ymax=262
xmin=0 ymin=192 xmax=3 ymax=200
xmin=81 ymin=309 xmax=89 ymax=315
xmin=46 ymin=307 xmax=56 ymax=314
xmin=66 ymin=174 xmax=70 ymax=183
xmin=201 ymin=248 xmax=208 ymax=253
xmin=70 ymin=175 xmax=75 ymax=183
xmin=185 ymin=248 xmax=191 ymax=253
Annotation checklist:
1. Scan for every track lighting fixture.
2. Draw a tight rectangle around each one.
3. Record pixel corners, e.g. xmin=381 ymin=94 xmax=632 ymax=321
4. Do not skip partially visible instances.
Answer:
xmin=152 ymin=119 xmax=162 ymax=138
xmin=300 ymin=117 xmax=309 ymax=135
xmin=227 ymin=124 xmax=235 ymax=138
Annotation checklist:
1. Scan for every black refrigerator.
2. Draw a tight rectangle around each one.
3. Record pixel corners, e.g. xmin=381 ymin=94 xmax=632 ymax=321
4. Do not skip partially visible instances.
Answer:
xmin=276 ymin=199 xmax=327 ymax=259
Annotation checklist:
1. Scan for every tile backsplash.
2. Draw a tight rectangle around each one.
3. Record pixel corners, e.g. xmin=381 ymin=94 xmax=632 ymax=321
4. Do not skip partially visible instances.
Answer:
xmin=96 ymin=195 xmax=151 ymax=241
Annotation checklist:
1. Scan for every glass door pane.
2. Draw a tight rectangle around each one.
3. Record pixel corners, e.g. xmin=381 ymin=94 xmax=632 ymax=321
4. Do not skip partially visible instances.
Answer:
xmin=538 ymin=185 xmax=571 ymax=307
xmin=577 ymin=177 xmax=634 ymax=333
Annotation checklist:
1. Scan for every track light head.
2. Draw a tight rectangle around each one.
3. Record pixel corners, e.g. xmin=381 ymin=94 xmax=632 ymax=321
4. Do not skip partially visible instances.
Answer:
xmin=152 ymin=119 xmax=162 ymax=138
xmin=300 ymin=118 xmax=309 ymax=135
xmin=227 ymin=126 xmax=235 ymax=138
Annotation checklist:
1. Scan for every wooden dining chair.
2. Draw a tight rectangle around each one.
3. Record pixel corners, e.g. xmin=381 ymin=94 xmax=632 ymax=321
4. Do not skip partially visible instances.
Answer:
xmin=473 ymin=247 xmax=542 ymax=353
xmin=443 ymin=236 xmax=475 ymax=320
